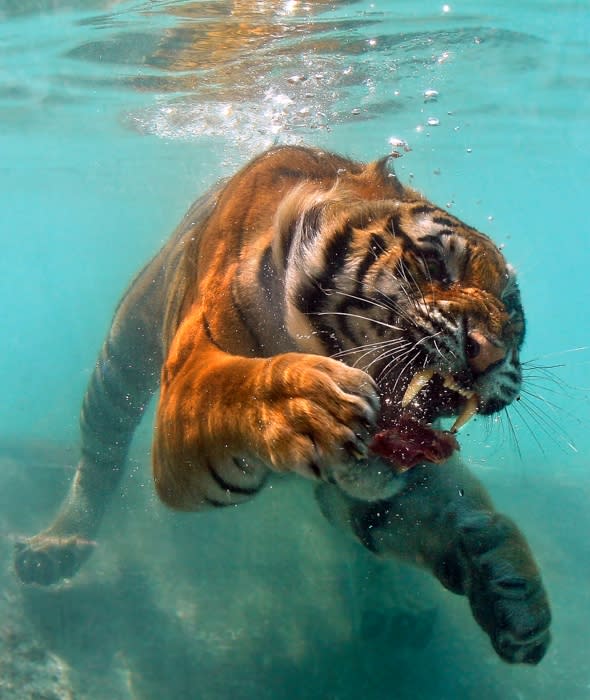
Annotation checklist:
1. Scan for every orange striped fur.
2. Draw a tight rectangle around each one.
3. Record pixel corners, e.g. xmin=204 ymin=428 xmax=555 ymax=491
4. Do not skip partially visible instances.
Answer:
xmin=14 ymin=147 xmax=550 ymax=668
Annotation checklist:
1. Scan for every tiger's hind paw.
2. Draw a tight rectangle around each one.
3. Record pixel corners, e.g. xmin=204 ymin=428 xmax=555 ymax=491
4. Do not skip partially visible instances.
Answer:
xmin=437 ymin=511 xmax=551 ymax=664
xmin=14 ymin=534 xmax=96 ymax=586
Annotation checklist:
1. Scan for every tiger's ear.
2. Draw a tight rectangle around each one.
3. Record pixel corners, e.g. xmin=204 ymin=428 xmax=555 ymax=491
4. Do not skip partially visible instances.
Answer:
xmin=358 ymin=155 xmax=406 ymax=199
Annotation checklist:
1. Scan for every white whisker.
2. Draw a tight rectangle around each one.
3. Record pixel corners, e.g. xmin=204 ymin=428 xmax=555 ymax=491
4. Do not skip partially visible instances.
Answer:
xmin=517 ymin=395 xmax=578 ymax=453
xmin=362 ymin=341 xmax=413 ymax=373
xmin=322 ymin=285 xmax=394 ymax=314
xmin=510 ymin=403 xmax=546 ymax=455
xmin=389 ymin=351 xmax=422 ymax=394
xmin=332 ymin=337 xmax=409 ymax=360
xmin=502 ymin=407 xmax=523 ymax=459
xmin=308 ymin=310 xmax=402 ymax=332
xmin=337 ymin=340 xmax=412 ymax=371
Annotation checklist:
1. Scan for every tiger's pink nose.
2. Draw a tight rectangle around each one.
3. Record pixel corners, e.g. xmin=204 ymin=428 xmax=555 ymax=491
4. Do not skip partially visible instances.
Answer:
xmin=465 ymin=330 xmax=506 ymax=374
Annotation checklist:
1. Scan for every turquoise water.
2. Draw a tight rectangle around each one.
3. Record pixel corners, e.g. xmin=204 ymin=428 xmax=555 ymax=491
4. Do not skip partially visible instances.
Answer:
xmin=1 ymin=1 xmax=589 ymax=698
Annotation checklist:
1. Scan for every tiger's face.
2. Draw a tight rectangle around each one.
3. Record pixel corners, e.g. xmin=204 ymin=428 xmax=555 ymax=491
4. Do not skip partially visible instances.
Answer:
xmin=285 ymin=190 xmax=525 ymax=445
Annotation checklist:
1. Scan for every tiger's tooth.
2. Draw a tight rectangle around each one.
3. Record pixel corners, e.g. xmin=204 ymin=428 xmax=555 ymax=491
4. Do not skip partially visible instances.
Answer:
xmin=442 ymin=373 xmax=474 ymax=399
xmin=450 ymin=394 xmax=479 ymax=433
xmin=401 ymin=368 xmax=436 ymax=407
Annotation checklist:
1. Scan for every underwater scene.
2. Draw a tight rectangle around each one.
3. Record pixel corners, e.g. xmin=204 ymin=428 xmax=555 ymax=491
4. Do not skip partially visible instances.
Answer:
xmin=1 ymin=0 xmax=589 ymax=698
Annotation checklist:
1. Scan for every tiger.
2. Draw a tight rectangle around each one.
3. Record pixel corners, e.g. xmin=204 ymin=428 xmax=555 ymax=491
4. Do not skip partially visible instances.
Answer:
xmin=14 ymin=145 xmax=550 ymax=664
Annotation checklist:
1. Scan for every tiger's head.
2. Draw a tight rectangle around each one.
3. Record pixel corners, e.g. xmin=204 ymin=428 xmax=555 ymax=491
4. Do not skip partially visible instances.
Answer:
xmin=276 ymin=157 xmax=525 ymax=498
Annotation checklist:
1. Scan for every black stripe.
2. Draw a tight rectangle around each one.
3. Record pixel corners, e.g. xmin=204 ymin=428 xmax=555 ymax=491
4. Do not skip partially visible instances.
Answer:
xmin=432 ymin=215 xmax=458 ymax=228
xmin=308 ymin=461 xmax=321 ymax=479
xmin=333 ymin=300 xmax=357 ymax=343
xmin=417 ymin=234 xmax=444 ymax=248
xmin=290 ymin=224 xmax=355 ymax=355
xmin=355 ymin=233 xmax=387 ymax=295
xmin=300 ymin=205 xmax=324 ymax=246
xmin=295 ymin=225 xmax=354 ymax=314
xmin=458 ymin=245 xmax=471 ymax=280
xmin=333 ymin=295 xmax=380 ymax=347
xmin=388 ymin=211 xmax=423 ymax=256
xmin=410 ymin=204 xmax=437 ymax=217
xmin=287 ymin=282 xmax=343 ymax=353
xmin=436 ymin=228 xmax=457 ymax=239
xmin=393 ymin=225 xmax=423 ymax=256
xmin=230 ymin=282 xmax=265 ymax=355
xmin=87 ymin=365 xmax=139 ymax=422
xmin=258 ymin=245 xmax=277 ymax=305
xmin=345 ymin=233 xmax=389 ymax=343
xmin=203 ymin=316 xmax=226 ymax=351
xmin=207 ymin=461 xmax=264 ymax=496
xmin=293 ymin=278 xmax=326 ymax=316
xmin=318 ymin=223 xmax=355 ymax=286
xmin=204 ymin=497 xmax=232 ymax=508
xmin=318 ymin=325 xmax=345 ymax=354
xmin=503 ymin=369 xmax=520 ymax=383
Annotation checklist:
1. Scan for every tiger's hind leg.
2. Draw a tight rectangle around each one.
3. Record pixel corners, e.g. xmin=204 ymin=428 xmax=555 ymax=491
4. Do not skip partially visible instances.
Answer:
xmin=316 ymin=458 xmax=551 ymax=664
xmin=14 ymin=255 xmax=168 ymax=586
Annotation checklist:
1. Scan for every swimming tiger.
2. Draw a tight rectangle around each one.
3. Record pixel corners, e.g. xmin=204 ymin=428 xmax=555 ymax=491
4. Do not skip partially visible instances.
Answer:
xmin=14 ymin=145 xmax=550 ymax=664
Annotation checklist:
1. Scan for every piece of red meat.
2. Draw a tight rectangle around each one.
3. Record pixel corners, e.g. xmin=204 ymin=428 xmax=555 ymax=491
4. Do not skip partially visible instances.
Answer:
xmin=369 ymin=416 xmax=459 ymax=473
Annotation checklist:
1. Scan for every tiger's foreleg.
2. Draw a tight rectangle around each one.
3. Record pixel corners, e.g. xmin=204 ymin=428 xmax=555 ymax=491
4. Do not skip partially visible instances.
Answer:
xmin=316 ymin=459 xmax=551 ymax=665
xmin=152 ymin=311 xmax=381 ymax=511
xmin=14 ymin=258 xmax=167 ymax=585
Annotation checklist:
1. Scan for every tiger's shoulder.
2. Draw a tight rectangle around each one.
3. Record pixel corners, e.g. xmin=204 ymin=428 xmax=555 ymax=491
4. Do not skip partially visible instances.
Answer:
xmin=165 ymin=145 xmax=424 ymax=352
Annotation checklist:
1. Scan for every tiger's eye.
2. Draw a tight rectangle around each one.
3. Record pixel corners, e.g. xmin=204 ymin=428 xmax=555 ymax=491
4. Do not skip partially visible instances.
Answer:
xmin=427 ymin=260 xmax=439 ymax=276
xmin=423 ymin=255 xmax=450 ymax=285
xmin=465 ymin=335 xmax=481 ymax=359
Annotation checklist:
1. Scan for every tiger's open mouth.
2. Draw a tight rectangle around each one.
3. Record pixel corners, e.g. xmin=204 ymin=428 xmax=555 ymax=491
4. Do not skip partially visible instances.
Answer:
xmin=370 ymin=368 xmax=480 ymax=473
xmin=400 ymin=367 xmax=480 ymax=434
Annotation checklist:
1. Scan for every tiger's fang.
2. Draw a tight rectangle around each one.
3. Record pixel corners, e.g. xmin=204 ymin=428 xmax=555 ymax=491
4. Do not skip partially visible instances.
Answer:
xmin=450 ymin=394 xmax=479 ymax=433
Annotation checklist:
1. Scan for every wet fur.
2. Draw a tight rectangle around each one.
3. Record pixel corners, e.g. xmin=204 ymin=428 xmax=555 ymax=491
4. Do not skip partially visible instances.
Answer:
xmin=14 ymin=146 xmax=550 ymax=664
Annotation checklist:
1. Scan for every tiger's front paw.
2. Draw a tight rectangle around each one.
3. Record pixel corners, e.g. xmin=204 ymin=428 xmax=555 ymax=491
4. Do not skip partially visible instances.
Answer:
xmin=437 ymin=511 xmax=551 ymax=664
xmin=254 ymin=354 xmax=380 ymax=484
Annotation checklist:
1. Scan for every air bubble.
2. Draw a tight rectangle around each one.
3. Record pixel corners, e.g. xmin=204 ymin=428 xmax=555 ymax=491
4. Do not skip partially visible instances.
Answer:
xmin=423 ymin=89 xmax=439 ymax=102
xmin=427 ymin=117 xmax=440 ymax=126
xmin=388 ymin=137 xmax=410 ymax=152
